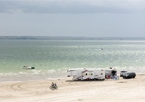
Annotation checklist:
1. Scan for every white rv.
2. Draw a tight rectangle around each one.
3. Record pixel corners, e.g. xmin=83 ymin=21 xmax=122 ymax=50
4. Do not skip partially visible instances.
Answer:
xmin=67 ymin=68 xmax=105 ymax=80
xmin=67 ymin=68 xmax=117 ymax=80
xmin=105 ymin=68 xmax=117 ymax=76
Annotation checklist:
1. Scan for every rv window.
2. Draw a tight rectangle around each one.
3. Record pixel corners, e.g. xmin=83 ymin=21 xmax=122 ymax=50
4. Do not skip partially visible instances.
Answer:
xmin=83 ymin=73 xmax=86 ymax=76
xmin=101 ymin=73 xmax=103 ymax=75
xmin=86 ymin=73 xmax=87 ymax=75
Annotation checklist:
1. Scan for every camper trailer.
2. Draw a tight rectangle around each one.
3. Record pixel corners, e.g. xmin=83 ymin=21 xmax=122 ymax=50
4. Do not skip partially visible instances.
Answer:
xmin=67 ymin=68 xmax=105 ymax=80
xmin=67 ymin=68 xmax=117 ymax=80
xmin=105 ymin=68 xmax=117 ymax=76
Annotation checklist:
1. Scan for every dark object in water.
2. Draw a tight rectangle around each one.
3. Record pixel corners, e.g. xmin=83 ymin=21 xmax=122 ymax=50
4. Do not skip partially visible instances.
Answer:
xmin=22 ymin=66 xmax=35 ymax=69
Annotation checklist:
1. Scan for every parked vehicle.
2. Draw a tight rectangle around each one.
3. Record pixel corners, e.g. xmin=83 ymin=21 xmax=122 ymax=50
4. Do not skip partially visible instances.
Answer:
xmin=120 ymin=71 xmax=127 ymax=77
xmin=123 ymin=72 xmax=136 ymax=79
xmin=105 ymin=68 xmax=117 ymax=76
xmin=67 ymin=68 xmax=117 ymax=80
xmin=49 ymin=82 xmax=58 ymax=90
xmin=67 ymin=68 xmax=105 ymax=80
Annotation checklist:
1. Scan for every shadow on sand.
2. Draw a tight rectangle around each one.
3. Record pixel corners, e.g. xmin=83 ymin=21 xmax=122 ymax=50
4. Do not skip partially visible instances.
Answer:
xmin=66 ymin=79 xmax=105 ymax=82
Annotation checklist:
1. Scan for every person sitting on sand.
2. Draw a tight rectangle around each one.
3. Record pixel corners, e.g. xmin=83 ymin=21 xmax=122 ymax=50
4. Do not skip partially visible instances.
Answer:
xmin=105 ymin=75 xmax=108 ymax=79
xmin=108 ymin=75 xmax=110 ymax=79
xmin=115 ymin=75 xmax=118 ymax=80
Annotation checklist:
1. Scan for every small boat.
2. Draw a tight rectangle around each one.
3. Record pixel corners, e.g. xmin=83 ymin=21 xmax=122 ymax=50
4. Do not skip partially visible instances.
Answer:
xmin=22 ymin=66 xmax=35 ymax=69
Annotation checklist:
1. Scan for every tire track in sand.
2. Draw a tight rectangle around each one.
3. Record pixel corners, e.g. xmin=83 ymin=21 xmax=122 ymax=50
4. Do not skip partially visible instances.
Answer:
xmin=10 ymin=83 xmax=25 ymax=91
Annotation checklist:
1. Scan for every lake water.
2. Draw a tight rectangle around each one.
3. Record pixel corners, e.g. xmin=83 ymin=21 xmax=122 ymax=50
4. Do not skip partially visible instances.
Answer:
xmin=0 ymin=40 xmax=145 ymax=81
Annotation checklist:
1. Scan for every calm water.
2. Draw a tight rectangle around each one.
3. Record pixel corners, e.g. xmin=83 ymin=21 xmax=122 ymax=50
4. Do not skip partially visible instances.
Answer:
xmin=0 ymin=40 xmax=145 ymax=81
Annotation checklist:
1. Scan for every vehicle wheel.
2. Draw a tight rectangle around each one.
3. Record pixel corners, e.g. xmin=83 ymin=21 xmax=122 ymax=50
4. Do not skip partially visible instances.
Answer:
xmin=102 ymin=79 xmax=105 ymax=81
xmin=49 ymin=86 xmax=54 ymax=90
xmin=49 ymin=86 xmax=57 ymax=90
xmin=123 ymin=77 xmax=126 ymax=79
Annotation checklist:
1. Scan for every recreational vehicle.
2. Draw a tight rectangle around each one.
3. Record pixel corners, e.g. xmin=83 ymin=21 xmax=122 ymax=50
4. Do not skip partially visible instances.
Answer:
xmin=67 ymin=68 xmax=117 ymax=80
xmin=67 ymin=68 xmax=105 ymax=80
xmin=105 ymin=68 xmax=117 ymax=76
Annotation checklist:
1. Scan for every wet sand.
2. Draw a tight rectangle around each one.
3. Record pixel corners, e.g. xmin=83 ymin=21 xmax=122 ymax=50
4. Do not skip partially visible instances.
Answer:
xmin=0 ymin=74 xmax=145 ymax=102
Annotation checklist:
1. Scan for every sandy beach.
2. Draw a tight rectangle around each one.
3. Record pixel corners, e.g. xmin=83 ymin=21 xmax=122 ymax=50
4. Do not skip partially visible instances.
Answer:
xmin=0 ymin=74 xmax=145 ymax=102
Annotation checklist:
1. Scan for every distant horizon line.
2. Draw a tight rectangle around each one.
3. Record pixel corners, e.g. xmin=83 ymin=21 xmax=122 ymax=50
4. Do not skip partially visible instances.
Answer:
xmin=0 ymin=36 xmax=145 ymax=40
xmin=0 ymin=36 xmax=145 ymax=37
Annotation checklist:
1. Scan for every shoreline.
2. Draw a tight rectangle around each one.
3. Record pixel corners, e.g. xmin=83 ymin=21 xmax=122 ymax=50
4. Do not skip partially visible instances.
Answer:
xmin=0 ymin=73 xmax=145 ymax=83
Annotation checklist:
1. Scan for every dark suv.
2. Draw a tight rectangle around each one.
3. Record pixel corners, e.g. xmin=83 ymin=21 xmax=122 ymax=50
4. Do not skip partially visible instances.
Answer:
xmin=123 ymin=72 xmax=136 ymax=79
xmin=120 ymin=71 xmax=127 ymax=77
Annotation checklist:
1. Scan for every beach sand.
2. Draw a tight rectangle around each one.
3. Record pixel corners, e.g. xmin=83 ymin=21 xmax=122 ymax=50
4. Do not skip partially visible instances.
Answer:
xmin=0 ymin=74 xmax=145 ymax=102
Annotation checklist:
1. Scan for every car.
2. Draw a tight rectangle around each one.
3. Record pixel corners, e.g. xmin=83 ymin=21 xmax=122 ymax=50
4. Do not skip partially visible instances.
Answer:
xmin=120 ymin=71 xmax=127 ymax=77
xmin=123 ymin=72 xmax=136 ymax=79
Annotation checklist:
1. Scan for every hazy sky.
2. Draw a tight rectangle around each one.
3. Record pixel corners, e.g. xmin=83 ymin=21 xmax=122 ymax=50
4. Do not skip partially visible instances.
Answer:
xmin=0 ymin=0 xmax=145 ymax=37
